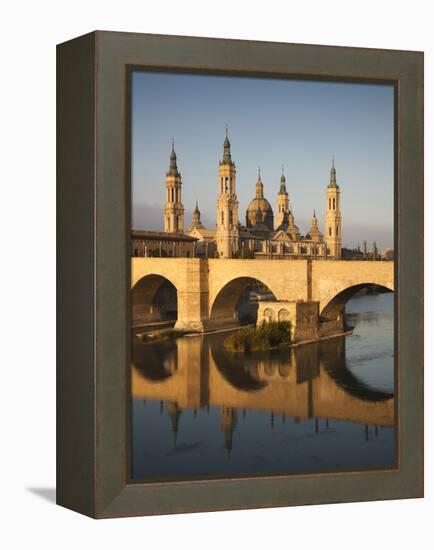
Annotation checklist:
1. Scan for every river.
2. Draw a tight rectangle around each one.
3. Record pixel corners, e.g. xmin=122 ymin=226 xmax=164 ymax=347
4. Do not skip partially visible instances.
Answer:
xmin=131 ymin=292 xmax=395 ymax=481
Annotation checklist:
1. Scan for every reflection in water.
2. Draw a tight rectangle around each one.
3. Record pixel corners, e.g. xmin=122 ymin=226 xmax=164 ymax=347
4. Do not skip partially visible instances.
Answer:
xmin=131 ymin=293 xmax=395 ymax=481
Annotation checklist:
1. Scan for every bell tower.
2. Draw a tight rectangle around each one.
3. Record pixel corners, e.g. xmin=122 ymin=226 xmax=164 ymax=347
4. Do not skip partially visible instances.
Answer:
xmin=164 ymin=139 xmax=184 ymax=234
xmin=216 ymin=128 xmax=239 ymax=258
xmin=325 ymin=158 xmax=342 ymax=259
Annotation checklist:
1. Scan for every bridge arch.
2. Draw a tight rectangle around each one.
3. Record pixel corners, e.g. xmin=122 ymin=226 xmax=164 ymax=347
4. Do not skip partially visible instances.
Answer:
xmin=320 ymin=283 xmax=394 ymax=322
xmin=209 ymin=276 xmax=277 ymax=326
xmin=132 ymin=273 xmax=178 ymax=327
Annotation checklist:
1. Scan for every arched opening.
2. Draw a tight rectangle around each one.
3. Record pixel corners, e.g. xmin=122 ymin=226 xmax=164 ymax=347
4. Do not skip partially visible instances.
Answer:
xmin=210 ymin=277 xmax=276 ymax=327
xmin=263 ymin=308 xmax=275 ymax=323
xmin=278 ymin=308 xmax=290 ymax=322
xmin=320 ymin=283 xmax=393 ymax=336
xmin=132 ymin=274 xmax=178 ymax=328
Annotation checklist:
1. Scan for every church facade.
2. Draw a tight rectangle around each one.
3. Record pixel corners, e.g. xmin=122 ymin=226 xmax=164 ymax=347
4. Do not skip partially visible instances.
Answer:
xmin=133 ymin=131 xmax=343 ymax=260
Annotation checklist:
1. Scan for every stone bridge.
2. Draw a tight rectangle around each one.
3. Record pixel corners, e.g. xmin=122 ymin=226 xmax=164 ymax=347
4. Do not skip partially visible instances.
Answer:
xmin=131 ymin=258 xmax=394 ymax=333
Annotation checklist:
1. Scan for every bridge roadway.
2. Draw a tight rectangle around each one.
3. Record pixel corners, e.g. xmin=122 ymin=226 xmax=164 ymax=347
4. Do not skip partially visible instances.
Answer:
xmin=131 ymin=258 xmax=394 ymax=333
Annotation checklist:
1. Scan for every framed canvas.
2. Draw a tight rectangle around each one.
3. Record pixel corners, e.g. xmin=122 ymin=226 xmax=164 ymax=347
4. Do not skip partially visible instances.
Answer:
xmin=57 ymin=31 xmax=423 ymax=518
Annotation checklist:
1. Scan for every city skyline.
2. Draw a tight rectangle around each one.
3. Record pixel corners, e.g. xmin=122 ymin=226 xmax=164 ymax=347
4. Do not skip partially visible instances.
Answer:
xmin=131 ymin=71 xmax=394 ymax=249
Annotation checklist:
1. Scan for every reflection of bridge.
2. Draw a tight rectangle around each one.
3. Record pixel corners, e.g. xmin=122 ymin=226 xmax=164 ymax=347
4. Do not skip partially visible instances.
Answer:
xmin=132 ymin=334 xmax=394 ymax=431
xmin=132 ymin=258 xmax=394 ymax=333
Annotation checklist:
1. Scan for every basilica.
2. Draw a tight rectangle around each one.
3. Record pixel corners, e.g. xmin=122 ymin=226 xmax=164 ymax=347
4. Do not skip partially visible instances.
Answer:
xmin=133 ymin=131 xmax=342 ymax=260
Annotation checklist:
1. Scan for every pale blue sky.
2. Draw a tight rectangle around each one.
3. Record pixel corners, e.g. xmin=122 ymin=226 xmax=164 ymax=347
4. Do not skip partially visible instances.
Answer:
xmin=131 ymin=71 xmax=394 ymax=249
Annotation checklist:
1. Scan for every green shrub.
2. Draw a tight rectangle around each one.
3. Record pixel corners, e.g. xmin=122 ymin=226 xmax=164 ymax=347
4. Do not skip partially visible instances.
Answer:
xmin=224 ymin=321 xmax=291 ymax=352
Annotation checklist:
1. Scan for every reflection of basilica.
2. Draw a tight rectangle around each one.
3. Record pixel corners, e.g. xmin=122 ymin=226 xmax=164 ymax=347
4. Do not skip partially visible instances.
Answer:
xmin=132 ymin=333 xmax=394 ymax=453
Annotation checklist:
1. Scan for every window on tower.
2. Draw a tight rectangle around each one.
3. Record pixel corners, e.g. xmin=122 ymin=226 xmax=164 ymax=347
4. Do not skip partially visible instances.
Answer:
xmin=329 ymin=227 xmax=332 ymax=236
xmin=333 ymin=198 xmax=336 ymax=209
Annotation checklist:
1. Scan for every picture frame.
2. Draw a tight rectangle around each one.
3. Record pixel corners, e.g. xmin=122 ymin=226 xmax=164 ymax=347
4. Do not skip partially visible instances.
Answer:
xmin=57 ymin=30 xmax=423 ymax=518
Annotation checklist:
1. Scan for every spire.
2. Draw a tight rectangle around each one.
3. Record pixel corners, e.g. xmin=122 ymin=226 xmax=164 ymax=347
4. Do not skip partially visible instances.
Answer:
xmin=279 ymin=165 xmax=287 ymax=194
xmin=167 ymin=138 xmax=180 ymax=176
xmin=221 ymin=125 xmax=233 ymax=165
xmin=275 ymin=210 xmax=289 ymax=232
xmin=255 ymin=168 xmax=264 ymax=198
xmin=328 ymin=156 xmax=338 ymax=188
xmin=306 ymin=208 xmax=322 ymax=241
xmin=192 ymin=200 xmax=201 ymax=223
xmin=188 ymin=200 xmax=204 ymax=231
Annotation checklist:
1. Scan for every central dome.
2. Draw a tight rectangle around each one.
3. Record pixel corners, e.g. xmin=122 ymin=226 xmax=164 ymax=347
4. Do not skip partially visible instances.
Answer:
xmin=246 ymin=171 xmax=274 ymax=232
xmin=247 ymin=196 xmax=273 ymax=214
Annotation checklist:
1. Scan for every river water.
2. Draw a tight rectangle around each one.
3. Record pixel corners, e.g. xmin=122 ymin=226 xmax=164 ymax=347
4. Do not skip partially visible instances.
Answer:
xmin=131 ymin=292 xmax=395 ymax=481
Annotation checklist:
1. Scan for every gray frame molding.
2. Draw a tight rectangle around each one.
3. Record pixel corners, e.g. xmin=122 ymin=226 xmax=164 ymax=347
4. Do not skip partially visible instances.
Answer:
xmin=57 ymin=31 xmax=423 ymax=518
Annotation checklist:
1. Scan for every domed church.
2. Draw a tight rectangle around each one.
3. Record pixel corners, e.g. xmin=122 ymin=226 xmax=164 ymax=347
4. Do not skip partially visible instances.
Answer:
xmin=132 ymin=130 xmax=342 ymax=260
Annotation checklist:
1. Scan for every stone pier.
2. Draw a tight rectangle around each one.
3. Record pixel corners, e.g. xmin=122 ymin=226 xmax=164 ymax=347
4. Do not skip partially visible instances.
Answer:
xmin=257 ymin=300 xmax=320 ymax=342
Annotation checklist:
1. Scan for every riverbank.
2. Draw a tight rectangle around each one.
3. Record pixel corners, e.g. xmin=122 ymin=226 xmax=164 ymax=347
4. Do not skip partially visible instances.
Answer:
xmin=223 ymin=322 xmax=354 ymax=352
xmin=287 ymin=328 xmax=354 ymax=348
xmin=137 ymin=327 xmax=187 ymax=343
xmin=136 ymin=322 xmax=354 ymax=347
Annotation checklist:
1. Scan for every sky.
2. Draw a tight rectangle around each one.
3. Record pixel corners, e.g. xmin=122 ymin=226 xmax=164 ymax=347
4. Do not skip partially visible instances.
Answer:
xmin=131 ymin=71 xmax=394 ymax=250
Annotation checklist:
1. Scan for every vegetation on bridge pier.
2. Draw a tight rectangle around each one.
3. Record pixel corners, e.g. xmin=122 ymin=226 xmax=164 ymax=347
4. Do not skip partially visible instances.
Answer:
xmin=223 ymin=321 xmax=292 ymax=352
